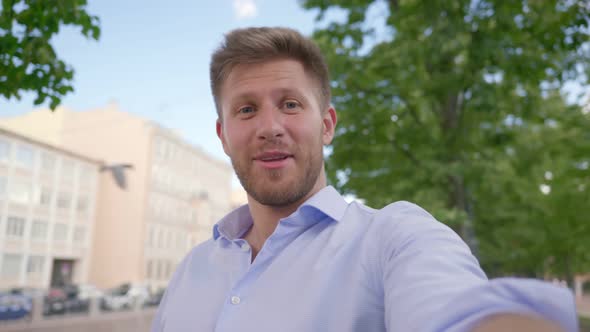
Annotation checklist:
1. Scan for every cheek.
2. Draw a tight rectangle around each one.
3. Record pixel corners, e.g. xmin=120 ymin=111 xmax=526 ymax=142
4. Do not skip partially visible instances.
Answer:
xmin=297 ymin=124 xmax=323 ymax=147
xmin=223 ymin=124 xmax=246 ymax=148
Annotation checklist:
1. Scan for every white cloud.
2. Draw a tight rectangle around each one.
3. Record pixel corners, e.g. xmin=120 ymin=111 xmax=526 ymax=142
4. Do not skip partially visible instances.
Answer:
xmin=233 ymin=0 xmax=258 ymax=20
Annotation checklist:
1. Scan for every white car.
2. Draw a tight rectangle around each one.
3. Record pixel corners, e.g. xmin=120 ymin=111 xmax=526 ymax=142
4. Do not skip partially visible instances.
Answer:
xmin=77 ymin=284 xmax=104 ymax=301
xmin=101 ymin=283 xmax=150 ymax=311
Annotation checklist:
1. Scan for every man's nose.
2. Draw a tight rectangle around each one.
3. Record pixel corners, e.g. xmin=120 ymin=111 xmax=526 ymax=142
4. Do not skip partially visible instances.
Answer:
xmin=256 ymin=105 xmax=285 ymax=140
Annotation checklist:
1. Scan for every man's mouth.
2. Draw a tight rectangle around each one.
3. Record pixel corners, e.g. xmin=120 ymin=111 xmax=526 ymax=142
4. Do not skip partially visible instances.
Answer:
xmin=259 ymin=155 xmax=289 ymax=161
xmin=254 ymin=151 xmax=293 ymax=169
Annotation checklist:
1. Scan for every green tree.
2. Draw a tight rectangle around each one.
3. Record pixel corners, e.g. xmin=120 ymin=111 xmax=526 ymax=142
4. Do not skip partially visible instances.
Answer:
xmin=0 ymin=0 xmax=100 ymax=109
xmin=302 ymin=0 xmax=590 ymax=282
xmin=473 ymin=92 xmax=590 ymax=284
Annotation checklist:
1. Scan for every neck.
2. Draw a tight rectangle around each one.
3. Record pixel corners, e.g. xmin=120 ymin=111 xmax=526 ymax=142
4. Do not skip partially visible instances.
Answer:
xmin=243 ymin=171 xmax=326 ymax=259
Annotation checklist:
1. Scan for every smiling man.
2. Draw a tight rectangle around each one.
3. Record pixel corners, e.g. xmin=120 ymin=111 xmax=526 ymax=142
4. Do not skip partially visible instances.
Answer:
xmin=151 ymin=27 xmax=578 ymax=332
xmin=215 ymin=56 xmax=336 ymax=258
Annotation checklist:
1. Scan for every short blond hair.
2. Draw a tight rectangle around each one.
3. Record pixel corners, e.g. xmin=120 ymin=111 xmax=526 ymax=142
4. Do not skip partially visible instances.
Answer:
xmin=210 ymin=27 xmax=331 ymax=117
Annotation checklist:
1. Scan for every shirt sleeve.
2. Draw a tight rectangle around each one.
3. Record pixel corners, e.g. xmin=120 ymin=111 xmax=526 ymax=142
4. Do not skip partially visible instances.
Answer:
xmin=378 ymin=201 xmax=578 ymax=332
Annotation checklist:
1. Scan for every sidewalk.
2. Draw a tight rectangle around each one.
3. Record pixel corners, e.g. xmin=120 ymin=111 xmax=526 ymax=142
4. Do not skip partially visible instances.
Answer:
xmin=578 ymin=295 xmax=590 ymax=318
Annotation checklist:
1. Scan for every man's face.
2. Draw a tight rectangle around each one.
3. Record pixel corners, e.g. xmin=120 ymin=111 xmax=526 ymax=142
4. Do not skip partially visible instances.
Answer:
xmin=216 ymin=59 xmax=336 ymax=207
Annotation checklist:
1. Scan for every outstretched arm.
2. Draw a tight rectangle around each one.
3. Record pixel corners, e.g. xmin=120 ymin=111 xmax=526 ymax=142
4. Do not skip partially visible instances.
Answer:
xmin=376 ymin=202 xmax=577 ymax=332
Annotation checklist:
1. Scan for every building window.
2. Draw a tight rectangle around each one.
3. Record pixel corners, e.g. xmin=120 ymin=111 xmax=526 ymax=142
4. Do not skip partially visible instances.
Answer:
xmin=53 ymin=223 xmax=68 ymax=242
xmin=57 ymin=192 xmax=71 ymax=209
xmin=179 ymin=231 xmax=186 ymax=247
xmin=0 ymin=139 xmax=10 ymax=162
xmin=166 ymin=261 xmax=173 ymax=279
xmin=147 ymin=227 xmax=154 ymax=247
xmin=146 ymin=260 xmax=153 ymax=279
xmin=60 ymin=159 xmax=75 ymax=180
xmin=9 ymin=180 xmax=31 ymax=204
xmin=158 ymin=229 xmax=165 ymax=249
xmin=73 ymin=226 xmax=86 ymax=243
xmin=76 ymin=195 xmax=88 ymax=213
xmin=16 ymin=145 xmax=34 ymax=169
xmin=40 ymin=152 xmax=56 ymax=171
xmin=31 ymin=220 xmax=48 ymax=241
xmin=78 ymin=165 xmax=94 ymax=186
xmin=148 ymin=194 xmax=157 ymax=216
xmin=39 ymin=187 xmax=52 ymax=206
xmin=0 ymin=177 xmax=6 ymax=199
xmin=26 ymin=255 xmax=44 ymax=275
xmin=1 ymin=254 xmax=22 ymax=278
xmin=166 ymin=230 xmax=173 ymax=249
xmin=5 ymin=216 xmax=25 ymax=237
xmin=156 ymin=260 xmax=163 ymax=280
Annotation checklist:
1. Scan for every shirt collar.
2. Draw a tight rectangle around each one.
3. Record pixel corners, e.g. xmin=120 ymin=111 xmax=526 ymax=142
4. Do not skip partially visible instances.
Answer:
xmin=298 ymin=185 xmax=349 ymax=222
xmin=213 ymin=204 xmax=253 ymax=241
xmin=213 ymin=185 xmax=349 ymax=241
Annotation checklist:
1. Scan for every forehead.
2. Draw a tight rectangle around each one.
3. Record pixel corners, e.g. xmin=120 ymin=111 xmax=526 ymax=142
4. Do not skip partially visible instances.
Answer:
xmin=222 ymin=59 xmax=311 ymax=93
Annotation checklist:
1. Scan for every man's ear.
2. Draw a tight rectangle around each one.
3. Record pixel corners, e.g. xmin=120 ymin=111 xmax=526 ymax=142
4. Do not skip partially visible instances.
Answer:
xmin=216 ymin=119 xmax=230 ymax=156
xmin=322 ymin=106 xmax=337 ymax=145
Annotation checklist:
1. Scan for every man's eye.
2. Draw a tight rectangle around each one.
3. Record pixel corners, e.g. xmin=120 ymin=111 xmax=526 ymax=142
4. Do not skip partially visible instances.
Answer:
xmin=238 ymin=106 xmax=254 ymax=114
xmin=284 ymin=101 xmax=299 ymax=109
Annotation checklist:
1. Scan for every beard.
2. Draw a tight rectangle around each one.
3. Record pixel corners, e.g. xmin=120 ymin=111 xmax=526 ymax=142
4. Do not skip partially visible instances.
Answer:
xmin=231 ymin=142 xmax=324 ymax=207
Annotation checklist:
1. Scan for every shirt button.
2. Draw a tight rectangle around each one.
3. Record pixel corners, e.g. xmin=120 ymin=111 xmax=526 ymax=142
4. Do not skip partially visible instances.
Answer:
xmin=231 ymin=296 xmax=241 ymax=305
xmin=241 ymin=243 xmax=250 ymax=252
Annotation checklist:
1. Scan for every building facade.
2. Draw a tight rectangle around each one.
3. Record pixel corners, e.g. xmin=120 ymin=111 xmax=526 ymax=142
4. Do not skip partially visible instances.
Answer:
xmin=0 ymin=128 xmax=99 ymax=290
xmin=0 ymin=105 xmax=233 ymax=291
xmin=145 ymin=128 xmax=233 ymax=289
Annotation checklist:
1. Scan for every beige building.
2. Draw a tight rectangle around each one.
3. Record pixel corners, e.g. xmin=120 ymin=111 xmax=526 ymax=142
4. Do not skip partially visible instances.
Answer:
xmin=0 ymin=127 xmax=100 ymax=290
xmin=0 ymin=104 xmax=233 ymax=290
xmin=231 ymin=188 xmax=248 ymax=210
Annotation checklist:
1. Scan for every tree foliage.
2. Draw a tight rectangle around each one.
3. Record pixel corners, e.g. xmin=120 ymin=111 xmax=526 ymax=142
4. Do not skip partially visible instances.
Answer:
xmin=302 ymin=0 xmax=590 ymax=282
xmin=0 ymin=0 xmax=100 ymax=109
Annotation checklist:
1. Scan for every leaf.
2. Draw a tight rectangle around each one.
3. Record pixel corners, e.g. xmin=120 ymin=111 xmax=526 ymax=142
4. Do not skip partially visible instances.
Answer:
xmin=0 ymin=0 xmax=101 ymax=110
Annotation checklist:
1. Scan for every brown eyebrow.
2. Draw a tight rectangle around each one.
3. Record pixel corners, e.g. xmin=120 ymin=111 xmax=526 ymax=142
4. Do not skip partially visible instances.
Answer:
xmin=272 ymin=88 xmax=312 ymax=105
xmin=227 ymin=87 xmax=313 ymax=109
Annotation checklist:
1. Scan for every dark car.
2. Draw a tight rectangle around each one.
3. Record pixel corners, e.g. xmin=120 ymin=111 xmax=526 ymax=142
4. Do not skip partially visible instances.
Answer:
xmin=43 ymin=288 xmax=67 ymax=316
xmin=0 ymin=290 xmax=33 ymax=321
xmin=44 ymin=285 xmax=90 ymax=316
xmin=62 ymin=284 xmax=90 ymax=314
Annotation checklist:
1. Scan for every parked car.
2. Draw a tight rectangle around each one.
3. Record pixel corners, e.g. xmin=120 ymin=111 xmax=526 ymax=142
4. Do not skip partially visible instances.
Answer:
xmin=43 ymin=288 xmax=67 ymax=316
xmin=0 ymin=290 xmax=32 ymax=321
xmin=10 ymin=287 xmax=45 ymax=299
xmin=43 ymin=285 xmax=90 ymax=316
xmin=62 ymin=284 xmax=90 ymax=314
xmin=101 ymin=283 xmax=150 ymax=311
xmin=77 ymin=284 xmax=104 ymax=301
xmin=144 ymin=288 xmax=166 ymax=307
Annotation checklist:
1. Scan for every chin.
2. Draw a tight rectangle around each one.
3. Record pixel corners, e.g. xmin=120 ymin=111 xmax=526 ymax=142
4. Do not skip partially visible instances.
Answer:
xmin=248 ymin=180 xmax=309 ymax=207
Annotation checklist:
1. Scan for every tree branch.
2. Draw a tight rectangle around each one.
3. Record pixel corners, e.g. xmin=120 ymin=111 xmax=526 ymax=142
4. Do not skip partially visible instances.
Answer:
xmin=388 ymin=0 xmax=399 ymax=11
xmin=390 ymin=138 xmax=421 ymax=167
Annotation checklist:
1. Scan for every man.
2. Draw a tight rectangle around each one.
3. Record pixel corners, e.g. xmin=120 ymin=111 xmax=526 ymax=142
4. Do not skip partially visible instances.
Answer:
xmin=152 ymin=27 xmax=577 ymax=332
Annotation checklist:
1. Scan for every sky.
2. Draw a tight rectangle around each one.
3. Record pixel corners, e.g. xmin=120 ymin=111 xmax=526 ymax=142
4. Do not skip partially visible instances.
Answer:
xmin=0 ymin=0 xmax=325 ymax=167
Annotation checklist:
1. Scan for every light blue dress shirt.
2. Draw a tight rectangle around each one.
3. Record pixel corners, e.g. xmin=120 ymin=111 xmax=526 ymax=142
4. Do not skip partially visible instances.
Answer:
xmin=152 ymin=186 xmax=577 ymax=332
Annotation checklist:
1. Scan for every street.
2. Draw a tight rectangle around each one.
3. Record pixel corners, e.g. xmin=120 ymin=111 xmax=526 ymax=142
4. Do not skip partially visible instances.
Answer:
xmin=579 ymin=295 xmax=590 ymax=318
xmin=0 ymin=309 xmax=156 ymax=332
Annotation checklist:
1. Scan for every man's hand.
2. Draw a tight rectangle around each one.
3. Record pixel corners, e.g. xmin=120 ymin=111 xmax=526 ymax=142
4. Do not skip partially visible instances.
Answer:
xmin=472 ymin=314 xmax=565 ymax=332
